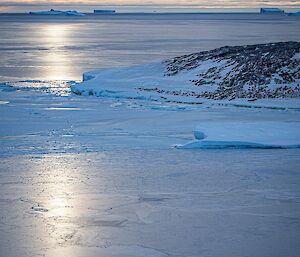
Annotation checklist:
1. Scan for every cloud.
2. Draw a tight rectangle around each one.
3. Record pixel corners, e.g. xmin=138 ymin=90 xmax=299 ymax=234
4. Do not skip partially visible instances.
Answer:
xmin=0 ymin=0 xmax=299 ymax=11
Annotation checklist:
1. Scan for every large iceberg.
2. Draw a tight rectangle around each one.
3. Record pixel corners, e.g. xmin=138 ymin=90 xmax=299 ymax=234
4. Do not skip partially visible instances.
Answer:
xmin=29 ymin=9 xmax=85 ymax=16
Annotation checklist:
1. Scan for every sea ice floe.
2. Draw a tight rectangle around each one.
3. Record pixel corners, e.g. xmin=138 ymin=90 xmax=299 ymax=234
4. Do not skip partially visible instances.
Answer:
xmin=175 ymin=121 xmax=300 ymax=149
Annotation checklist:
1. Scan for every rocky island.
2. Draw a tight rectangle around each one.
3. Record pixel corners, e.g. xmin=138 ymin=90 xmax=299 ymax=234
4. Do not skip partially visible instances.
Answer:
xmin=72 ymin=41 xmax=300 ymax=104
xmin=164 ymin=41 xmax=300 ymax=100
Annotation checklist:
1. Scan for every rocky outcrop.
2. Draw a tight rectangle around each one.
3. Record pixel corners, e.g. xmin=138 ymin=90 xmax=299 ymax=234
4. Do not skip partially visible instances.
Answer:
xmin=164 ymin=42 xmax=300 ymax=100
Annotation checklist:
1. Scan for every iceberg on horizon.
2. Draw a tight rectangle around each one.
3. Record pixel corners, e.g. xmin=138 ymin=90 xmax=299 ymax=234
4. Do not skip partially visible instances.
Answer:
xmin=260 ymin=8 xmax=285 ymax=14
xmin=288 ymin=12 xmax=300 ymax=16
xmin=94 ymin=10 xmax=116 ymax=14
xmin=29 ymin=9 xmax=85 ymax=16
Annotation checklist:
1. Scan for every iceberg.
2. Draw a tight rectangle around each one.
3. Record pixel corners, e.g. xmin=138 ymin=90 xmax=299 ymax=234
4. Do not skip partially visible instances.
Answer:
xmin=94 ymin=10 xmax=116 ymax=14
xmin=29 ymin=9 xmax=85 ymax=16
xmin=175 ymin=122 xmax=300 ymax=149
xmin=260 ymin=8 xmax=285 ymax=14
xmin=65 ymin=10 xmax=85 ymax=16
xmin=288 ymin=12 xmax=300 ymax=16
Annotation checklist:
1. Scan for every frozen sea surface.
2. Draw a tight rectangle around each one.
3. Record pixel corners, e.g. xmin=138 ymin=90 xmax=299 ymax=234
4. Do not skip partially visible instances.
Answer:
xmin=1 ymin=81 xmax=300 ymax=257
xmin=1 ymin=13 xmax=300 ymax=257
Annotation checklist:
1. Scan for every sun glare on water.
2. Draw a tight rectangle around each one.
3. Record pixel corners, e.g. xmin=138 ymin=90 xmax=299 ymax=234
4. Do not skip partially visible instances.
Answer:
xmin=41 ymin=24 xmax=74 ymax=81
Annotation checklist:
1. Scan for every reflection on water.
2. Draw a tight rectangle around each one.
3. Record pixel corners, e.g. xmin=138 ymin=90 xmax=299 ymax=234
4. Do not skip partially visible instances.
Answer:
xmin=36 ymin=156 xmax=78 ymax=216
xmin=43 ymin=25 xmax=70 ymax=44
xmin=1 ymin=14 xmax=300 ymax=82
xmin=41 ymin=25 xmax=73 ymax=80
xmin=29 ymin=155 xmax=86 ymax=250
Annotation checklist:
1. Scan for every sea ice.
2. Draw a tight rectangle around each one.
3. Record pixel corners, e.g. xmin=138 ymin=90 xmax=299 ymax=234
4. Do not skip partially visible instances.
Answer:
xmin=1 ymin=79 xmax=300 ymax=257
xmin=176 ymin=121 xmax=300 ymax=149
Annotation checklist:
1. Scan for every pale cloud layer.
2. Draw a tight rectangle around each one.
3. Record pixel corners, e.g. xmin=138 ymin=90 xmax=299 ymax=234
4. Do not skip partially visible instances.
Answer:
xmin=1 ymin=0 xmax=299 ymax=12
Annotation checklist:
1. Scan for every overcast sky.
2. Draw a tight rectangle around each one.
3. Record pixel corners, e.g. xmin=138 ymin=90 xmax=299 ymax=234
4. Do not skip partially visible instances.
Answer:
xmin=1 ymin=0 xmax=299 ymax=12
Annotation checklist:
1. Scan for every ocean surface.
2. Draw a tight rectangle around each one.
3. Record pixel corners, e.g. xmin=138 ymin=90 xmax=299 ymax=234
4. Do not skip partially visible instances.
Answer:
xmin=0 ymin=13 xmax=300 ymax=82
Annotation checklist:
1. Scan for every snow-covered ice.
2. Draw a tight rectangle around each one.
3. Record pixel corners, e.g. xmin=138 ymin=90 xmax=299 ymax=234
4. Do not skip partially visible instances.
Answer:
xmin=1 ymin=12 xmax=300 ymax=256
xmin=2 ymin=41 xmax=300 ymax=256
xmin=1 ymin=79 xmax=300 ymax=257
xmin=176 ymin=121 xmax=300 ymax=149
xmin=29 ymin=9 xmax=85 ymax=16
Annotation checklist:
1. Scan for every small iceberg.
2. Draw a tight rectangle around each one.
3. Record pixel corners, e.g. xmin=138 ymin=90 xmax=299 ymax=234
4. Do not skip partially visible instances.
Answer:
xmin=94 ymin=10 xmax=116 ymax=14
xmin=29 ymin=9 xmax=85 ymax=16
xmin=288 ymin=12 xmax=300 ymax=16
xmin=260 ymin=8 xmax=285 ymax=14
xmin=175 ymin=122 xmax=300 ymax=149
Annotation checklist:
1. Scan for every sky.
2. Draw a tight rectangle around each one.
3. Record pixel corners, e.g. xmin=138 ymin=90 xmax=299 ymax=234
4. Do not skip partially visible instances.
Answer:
xmin=0 ymin=0 xmax=300 ymax=13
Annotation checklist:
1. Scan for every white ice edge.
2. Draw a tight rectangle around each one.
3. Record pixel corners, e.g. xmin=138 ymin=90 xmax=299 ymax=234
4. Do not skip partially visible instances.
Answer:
xmin=175 ymin=140 xmax=300 ymax=149
xmin=71 ymin=61 xmax=300 ymax=110
xmin=175 ymin=121 xmax=300 ymax=149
